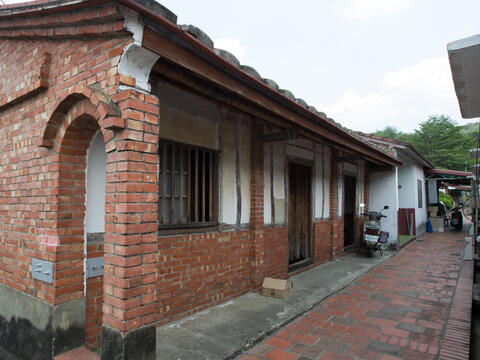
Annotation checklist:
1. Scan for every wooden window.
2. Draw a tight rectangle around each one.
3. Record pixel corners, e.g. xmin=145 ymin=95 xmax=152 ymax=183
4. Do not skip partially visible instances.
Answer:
xmin=159 ymin=142 xmax=218 ymax=228
xmin=417 ymin=179 xmax=423 ymax=208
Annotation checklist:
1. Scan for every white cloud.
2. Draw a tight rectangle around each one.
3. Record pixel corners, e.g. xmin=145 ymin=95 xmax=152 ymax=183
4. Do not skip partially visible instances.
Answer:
xmin=335 ymin=0 xmax=409 ymax=20
xmin=318 ymin=57 xmax=464 ymax=133
xmin=214 ymin=37 xmax=246 ymax=63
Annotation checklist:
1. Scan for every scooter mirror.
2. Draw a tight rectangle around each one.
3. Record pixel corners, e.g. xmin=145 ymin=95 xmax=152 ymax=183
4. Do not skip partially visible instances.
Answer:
xmin=384 ymin=205 xmax=389 ymax=209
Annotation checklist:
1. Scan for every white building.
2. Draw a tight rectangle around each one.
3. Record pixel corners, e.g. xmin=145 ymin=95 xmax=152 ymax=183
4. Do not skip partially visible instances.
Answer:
xmin=361 ymin=135 xmax=433 ymax=247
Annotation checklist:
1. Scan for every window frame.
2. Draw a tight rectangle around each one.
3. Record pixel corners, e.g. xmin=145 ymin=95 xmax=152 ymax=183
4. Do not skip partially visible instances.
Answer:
xmin=417 ymin=179 xmax=423 ymax=209
xmin=158 ymin=140 xmax=219 ymax=229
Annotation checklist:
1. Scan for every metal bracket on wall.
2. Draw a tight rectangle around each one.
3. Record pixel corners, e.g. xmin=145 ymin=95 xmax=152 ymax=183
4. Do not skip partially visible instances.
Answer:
xmin=87 ymin=257 xmax=104 ymax=278
xmin=32 ymin=258 xmax=53 ymax=284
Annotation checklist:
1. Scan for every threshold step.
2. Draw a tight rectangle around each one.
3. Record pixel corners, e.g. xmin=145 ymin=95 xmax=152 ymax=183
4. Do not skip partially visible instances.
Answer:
xmin=54 ymin=346 xmax=100 ymax=360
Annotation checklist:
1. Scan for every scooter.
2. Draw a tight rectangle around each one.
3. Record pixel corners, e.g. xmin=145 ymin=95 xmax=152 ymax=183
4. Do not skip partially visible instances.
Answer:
xmin=450 ymin=203 xmax=463 ymax=231
xmin=360 ymin=204 xmax=389 ymax=257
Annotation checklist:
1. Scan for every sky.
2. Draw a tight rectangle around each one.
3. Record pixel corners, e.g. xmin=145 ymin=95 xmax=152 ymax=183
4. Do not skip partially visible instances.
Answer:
xmin=4 ymin=0 xmax=480 ymax=133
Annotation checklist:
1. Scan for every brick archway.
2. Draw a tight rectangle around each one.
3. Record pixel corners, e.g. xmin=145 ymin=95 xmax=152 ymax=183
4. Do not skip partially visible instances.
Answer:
xmin=39 ymin=85 xmax=121 ymax=149
xmin=42 ymin=93 xmax=114 ymax=350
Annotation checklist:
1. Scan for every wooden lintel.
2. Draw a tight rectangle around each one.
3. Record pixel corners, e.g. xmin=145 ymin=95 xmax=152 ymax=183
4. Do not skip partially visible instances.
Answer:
xmin=262 ymin=129 xmax=298 ymax=143
xmin=368 ymin=165 xmax=394 ymax=173
xmin=337 ymin=155 xmax=360 ymax=163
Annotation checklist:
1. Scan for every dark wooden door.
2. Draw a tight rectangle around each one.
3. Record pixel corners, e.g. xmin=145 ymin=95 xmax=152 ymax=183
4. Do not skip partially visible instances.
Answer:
xmin=344 ymin=175 xmax=356 ymax=248
xmin=288 ymin=163 xmax=312 ymax=268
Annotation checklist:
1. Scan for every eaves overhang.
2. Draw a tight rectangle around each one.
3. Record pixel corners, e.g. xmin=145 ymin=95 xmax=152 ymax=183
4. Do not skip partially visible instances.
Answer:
xmin=447 ymin=34 xmax=480 ymax=119
xmin=1 ymin=0 xmax=400 ymax=167
xmin=397 ymin=145 xmax=434 ymax=169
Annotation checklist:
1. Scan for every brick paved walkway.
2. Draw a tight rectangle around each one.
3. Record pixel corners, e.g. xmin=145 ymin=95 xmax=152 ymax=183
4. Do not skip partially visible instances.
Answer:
xmin=238 ymin=232 xmax=473 ymax=360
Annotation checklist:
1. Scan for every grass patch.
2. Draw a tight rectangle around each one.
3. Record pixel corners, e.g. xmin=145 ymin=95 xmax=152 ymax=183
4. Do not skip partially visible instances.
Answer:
xmin=399 ymin=234 xmax=415 ymax=247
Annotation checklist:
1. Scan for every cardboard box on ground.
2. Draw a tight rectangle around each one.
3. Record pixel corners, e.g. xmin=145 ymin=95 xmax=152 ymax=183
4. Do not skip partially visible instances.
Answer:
xmin=261 ymin=277 xmax=293 ymax=299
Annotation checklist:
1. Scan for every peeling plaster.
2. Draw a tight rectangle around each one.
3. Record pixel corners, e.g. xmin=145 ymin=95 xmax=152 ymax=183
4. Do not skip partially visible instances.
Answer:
xmin=273 ymin=143 xmax=285 ymax=200
xmin=118 ymin=6 xmax=159 ymax=92
xmin=264 ymin=144 xmax=272 ymax=225
xmin=239 ymin=117 xmax=251 ymax=224
xmin=221 ymin=116 xmax=236 ymax=225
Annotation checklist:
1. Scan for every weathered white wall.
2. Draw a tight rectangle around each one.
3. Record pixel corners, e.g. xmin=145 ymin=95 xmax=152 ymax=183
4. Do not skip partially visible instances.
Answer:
xmin=264 ymin=142 xmax=287 ymax=225
xmin=337 ymin=163 xmax=344 ymax=218
xmin=314 ymin=145 xmax=332 ymax=219
xmin=356 ymin=160 xmax=365 ymax=216
xmin=221 ymin=116 xmax=236 ymax=225
xmin=156 ymin=82 xmax=220 ymax=150
xmin=398 ymin=163 xmax=415 ymax=208
xmin=239 ymin=118 xmax=251 ymax=224
xmin=397 ymin=162 xmax=427 ymax=236
xmin=368 ymin=168 xmax=398 ymax=245
xmin=264 ymin=144 xmax=272 ymax=224
xmin=273 ymin=143 xmax=286 ymax=224
xmin=286 ymin=139 xmax=314 ymax=161
xmin=413 ymin=163 xmax=427 ymax=236
xmin=85 ymin=131 xmax=106 ymax=233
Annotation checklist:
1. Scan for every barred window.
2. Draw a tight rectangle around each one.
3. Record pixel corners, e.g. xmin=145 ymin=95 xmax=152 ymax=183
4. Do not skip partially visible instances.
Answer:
xmin=159 ymin=142 xmax=218 ymax=227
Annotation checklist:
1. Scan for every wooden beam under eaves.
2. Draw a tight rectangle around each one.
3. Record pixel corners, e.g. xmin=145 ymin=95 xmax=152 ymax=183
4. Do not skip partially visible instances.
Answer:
xmin=262 ymin=129 xmax=298 ymax=143
xmin=337 ymin=155 xmax=360 ymax=164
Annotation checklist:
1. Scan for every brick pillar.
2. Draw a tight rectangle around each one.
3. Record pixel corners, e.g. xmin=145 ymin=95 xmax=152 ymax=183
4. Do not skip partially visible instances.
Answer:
xmin=330 ymin=149 xmax=340 ymax=259
xmin=250 ymin=120 xmax=265 ymax=290
xmin=101 ymin=89 xmax=159 ymax=360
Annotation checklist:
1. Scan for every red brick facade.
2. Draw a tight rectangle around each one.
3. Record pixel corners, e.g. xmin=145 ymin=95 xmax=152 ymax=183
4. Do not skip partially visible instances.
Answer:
xmin=156 ymin=230 xmax=251 ymax=325
xmin=0 ymin=1 xmax=396 ymax=358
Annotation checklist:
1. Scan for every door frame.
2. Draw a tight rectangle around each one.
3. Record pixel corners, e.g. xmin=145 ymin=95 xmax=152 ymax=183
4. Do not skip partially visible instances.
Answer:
xmin=287 ymin=158 xmax=314 ymax=272
xmin=342 ymin=172 xmax=357 ymax=251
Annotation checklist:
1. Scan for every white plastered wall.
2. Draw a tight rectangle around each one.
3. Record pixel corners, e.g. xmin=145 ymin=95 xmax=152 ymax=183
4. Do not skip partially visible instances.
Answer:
xmin=220 ymin=113 xmax=251 ymax=226
xmin=239 ymin=117 xmax=251 ymax=224
xmin=398 ymin=163 xmax=415 ymax=208
xmin=337 ymin=163 xmax=344 ymax=218
xmin=264 ymin=145 xmax=272 ymax=224
xmin=221 ymin=116 xmax=237 ymax=225
xmin=368 ymin=168 xmax=399 ymax=245
xmin=413 ymin=163 xmax=427 ymax=236
xmin=397 ymin=162 xmax=427 ymax=237
xmin=85 ymin=131 xmax=106 ymax=233
xmin=314 ymin=145 xmax=331 ymax=219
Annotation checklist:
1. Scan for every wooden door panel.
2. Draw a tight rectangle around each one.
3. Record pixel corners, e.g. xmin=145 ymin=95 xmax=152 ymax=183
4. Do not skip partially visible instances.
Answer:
xmin=288 ymin=163 xmax=312 ymax=266
xmin=344 ymin=175 xmax=356 ymax=248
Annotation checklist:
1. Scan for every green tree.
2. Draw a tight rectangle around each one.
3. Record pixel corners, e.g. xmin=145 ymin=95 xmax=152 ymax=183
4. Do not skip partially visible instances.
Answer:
xmin=410 ymin=115 xmax=471 ymax=170
xmin=373 ymin=126 xmax=414 ymax=143
xmin=374 ymin=126 xmax=401 ymax=139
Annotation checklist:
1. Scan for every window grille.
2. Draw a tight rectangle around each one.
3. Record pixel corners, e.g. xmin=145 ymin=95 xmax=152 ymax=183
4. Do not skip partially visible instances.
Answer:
xmin=159 ymin=142 xmax=218 ymax=227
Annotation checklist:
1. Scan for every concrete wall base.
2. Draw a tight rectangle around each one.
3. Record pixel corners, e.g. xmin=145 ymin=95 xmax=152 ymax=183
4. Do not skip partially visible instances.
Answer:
xmin=101 ymin=325 xmax=156 ymax=360
xmin=0 ymin=284 xmax=85 ymax=359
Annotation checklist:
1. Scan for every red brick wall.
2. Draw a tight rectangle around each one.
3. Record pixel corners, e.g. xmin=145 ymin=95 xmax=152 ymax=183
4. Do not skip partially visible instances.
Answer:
xmin=0 ymin=14 xmax=129 ymax=306
xmin=264 ymin=226 xmax=288 ymax=279
xmin=156 ymin=230 xmax=251 ymax=325
xmin=313 ymin=221 xmax=332 ymax=264
xmin=398 ymin=208 xmax=416 ymax=235
xmin=86 ymin=241 xmax=104 ymax=349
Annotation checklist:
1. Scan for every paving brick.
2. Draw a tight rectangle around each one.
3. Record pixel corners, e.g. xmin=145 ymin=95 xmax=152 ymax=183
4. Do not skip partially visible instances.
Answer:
xmin=366 ymin=340 xmax=402 ymax=355
xmin=266 ymin=337 xmax=293 ymax=350
xmin=264 ymin=348 xmax=298 ymax=360
xmin=290 ymin=344 xmax=323 ymax=359
xmin=238 ymin=232 xmax=472 ymax=360
xmin=397 ymin=322 xmax=426 ymax=333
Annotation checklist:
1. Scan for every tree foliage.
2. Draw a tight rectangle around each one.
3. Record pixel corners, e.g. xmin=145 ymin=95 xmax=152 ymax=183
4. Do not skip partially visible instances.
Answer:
xmin=374 ymin=115 xmax=477 ymax=171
